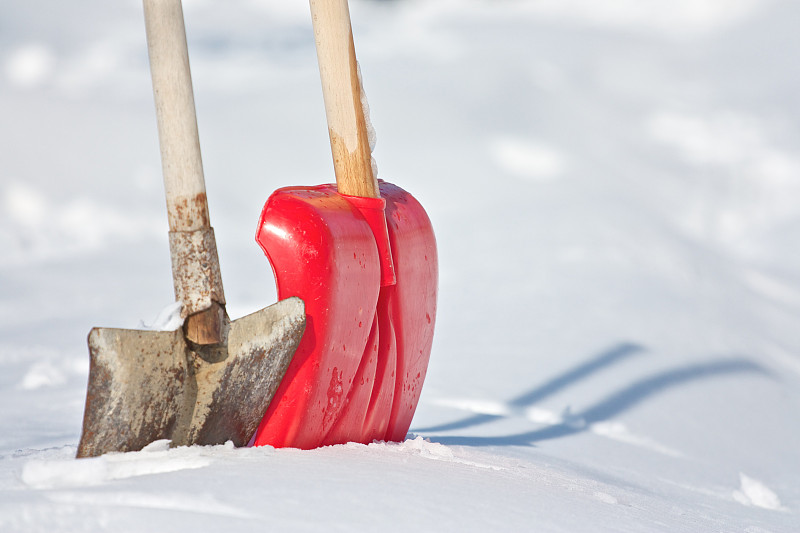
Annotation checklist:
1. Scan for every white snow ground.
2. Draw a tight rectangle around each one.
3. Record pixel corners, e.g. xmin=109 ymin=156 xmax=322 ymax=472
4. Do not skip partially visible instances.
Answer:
xmin=1 ymin=0 xmax=799 ymax=531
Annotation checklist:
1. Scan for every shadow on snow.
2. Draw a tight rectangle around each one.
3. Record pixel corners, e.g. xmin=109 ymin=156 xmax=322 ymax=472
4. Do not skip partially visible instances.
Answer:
xmin=414 ymin=342 xmax=771 ymax=447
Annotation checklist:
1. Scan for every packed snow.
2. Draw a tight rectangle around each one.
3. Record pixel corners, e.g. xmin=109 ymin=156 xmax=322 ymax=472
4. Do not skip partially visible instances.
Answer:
xmin=1 ymin=0 xmax=799 ymax=531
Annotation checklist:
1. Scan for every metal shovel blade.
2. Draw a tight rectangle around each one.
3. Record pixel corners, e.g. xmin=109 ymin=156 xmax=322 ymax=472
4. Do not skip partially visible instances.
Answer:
xmin=77 ymin=297 xmax=305 ymax=458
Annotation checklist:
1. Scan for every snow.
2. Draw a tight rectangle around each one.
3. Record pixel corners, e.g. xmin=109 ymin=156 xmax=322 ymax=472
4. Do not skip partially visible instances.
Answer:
xmin=21 ymin=440 xmax=214 ymax=490
xmin=2 ymin=0 xmax=800 ymax=531
xmin=139 ymin=301 xmax=184 ymax=331
xmin=357 ymin=61 xmax=380 ymax=178
xmin=734 ymin=473 xmax=787 ymax=512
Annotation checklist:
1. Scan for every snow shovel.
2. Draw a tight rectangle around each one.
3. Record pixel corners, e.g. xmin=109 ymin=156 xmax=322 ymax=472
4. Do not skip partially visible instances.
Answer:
xmin=251 ymin=0 xmax=438 ymax=449
xmin=76 ymin=0 xmax=305 ymax=458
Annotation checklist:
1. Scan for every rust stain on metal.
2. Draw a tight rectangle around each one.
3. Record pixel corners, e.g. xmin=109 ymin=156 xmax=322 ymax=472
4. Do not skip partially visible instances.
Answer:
xmin=169 ymin=227 xmax=226 ymax=321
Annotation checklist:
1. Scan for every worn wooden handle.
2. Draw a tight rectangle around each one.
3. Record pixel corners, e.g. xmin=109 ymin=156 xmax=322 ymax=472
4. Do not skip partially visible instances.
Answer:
xmin=144 ymin=0 xmax=210 ymax=232
xmin=144 ymin=0 xmax=226 ymax=344
xmin=310 ymin=0 xmax=379 ymax=198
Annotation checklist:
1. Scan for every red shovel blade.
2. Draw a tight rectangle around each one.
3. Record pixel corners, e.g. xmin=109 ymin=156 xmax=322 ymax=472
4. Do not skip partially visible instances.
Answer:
xmin=377 ymin=182 xmax=438 ymax=442
xmin=253 ymin=181 xmax=437 ymax=449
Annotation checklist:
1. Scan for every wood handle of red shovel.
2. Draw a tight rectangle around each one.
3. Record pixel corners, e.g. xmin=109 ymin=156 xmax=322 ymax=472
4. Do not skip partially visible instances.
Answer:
xmin=144 ymin=0 xmax=226 ymax=344
xmin=310 ymin=0 xmax=380 ymax=199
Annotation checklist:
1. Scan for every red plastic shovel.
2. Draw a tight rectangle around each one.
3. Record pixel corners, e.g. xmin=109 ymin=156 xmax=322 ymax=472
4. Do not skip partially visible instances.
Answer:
xmin=252 ymin=0 xmax=437 ymax=449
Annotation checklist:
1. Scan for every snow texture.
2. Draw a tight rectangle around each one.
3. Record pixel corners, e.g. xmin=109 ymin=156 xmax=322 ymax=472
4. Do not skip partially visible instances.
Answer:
xmin=139 ymin=301 xmax=184 ymax=331
xmin=1 ymin=0 xmax=799 ymax=531
xmin=357 ymin=60 xmax=379 ymax=179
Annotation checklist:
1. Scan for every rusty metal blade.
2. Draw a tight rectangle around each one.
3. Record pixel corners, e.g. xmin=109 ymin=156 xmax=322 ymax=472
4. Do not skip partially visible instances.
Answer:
xmin=77 ymin=297 xmax=305 ymax=458
xmin=77 ymin=327 xmax=192 ymax=458
xmin=181 ymin=296 xmax=306 ymax=447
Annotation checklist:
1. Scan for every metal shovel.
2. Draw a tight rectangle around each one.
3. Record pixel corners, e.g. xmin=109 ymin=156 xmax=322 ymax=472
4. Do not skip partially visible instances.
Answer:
xmin=76 ymin=0 xmax=305 ymax=458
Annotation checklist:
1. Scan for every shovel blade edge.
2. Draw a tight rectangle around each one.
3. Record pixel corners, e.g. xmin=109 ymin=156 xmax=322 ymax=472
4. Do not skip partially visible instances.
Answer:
xmin=380 ymin=181 xmax=438 ymax=442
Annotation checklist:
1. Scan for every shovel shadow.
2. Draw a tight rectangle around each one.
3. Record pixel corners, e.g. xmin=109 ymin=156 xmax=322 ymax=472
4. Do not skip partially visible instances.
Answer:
xmin=417 ymin=345 xmax=772 ymax=447
xmin=414 ymin=342 xmax=645 ymax=434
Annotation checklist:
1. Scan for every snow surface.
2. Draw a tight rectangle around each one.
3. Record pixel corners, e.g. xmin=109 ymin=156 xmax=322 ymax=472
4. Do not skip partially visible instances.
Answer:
xmin=2 ymin=0 xmax=799 ymax=531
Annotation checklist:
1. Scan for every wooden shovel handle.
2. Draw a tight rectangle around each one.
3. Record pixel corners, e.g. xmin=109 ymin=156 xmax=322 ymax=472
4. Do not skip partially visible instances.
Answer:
xmin=144 ymin=0 xmax=226 ymax=344
xmin=310 ymin=0 xmax=380 ymax=198
xmin=144 ymin=0 xmax=209 ymax=232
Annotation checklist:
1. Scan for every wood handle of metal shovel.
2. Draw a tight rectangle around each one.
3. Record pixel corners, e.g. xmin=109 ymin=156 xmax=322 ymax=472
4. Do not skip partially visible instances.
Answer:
xmin=144 ymin=0 xmax=226 ymax=344
xmin=310 ymin=0 xmax=380 ymax=199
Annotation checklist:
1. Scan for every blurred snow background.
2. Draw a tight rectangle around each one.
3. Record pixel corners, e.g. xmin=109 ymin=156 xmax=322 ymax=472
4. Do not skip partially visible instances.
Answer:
xmin=1 ymin=0 xmax=799 ymax=531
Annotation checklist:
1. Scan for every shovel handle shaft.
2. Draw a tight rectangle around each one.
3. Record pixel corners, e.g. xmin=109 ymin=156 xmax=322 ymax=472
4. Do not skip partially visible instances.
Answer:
xmin=144 ymin=0 xmax=226 ymax=342
xmin=144 ymin=0 xmax=209 ymax=232
xmin=310 ymin=0 xmax=380 ymax=199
